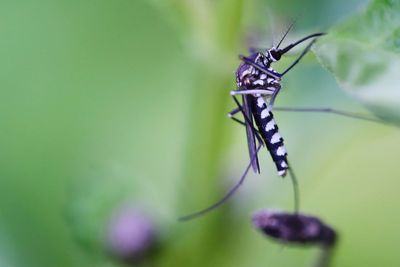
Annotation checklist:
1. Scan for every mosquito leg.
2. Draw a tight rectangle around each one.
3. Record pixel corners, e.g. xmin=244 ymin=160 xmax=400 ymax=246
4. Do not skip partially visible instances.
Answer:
xmin=230 ymin=89 xmax=274 ymax=96
xmin=287 ymin=161 xmax=300 ymax=214
xmin=231 ymin=95 xmax=264 ymax=144
xmin=228 ymin=107 xmax=264 ymax=137
xmin=231 ymin=95 xmax=262 ymax=173
xmin=273 ymin=106 xmax=386 ymax=124
xmin=281 ymin=38 xmax=317 ymax=76
xmin=228 ymin=107 xmax=241 ymax=117
xmin=231 ymin=95 xmax=255 ymax=127
xmin=178 ymin=144 xmax=263 ymax=221
xmin=240 ymin=33 xmax=325 ymax=79
xmin=230 ymin=116 xmax=247 ymax=127
xmin=269 ymin=86 xmax=281 ymax=108
xmin=228 ymin=107 xmax=251 ymax=127
xmin=228 ymin=103 xmax=264 ymax=144
xmin=231 ymin=98 xmax=300 ymax=213
xmin=280 ymin=32 xmax=325 ymax=53
xmin=239 ymin=55 xmax=282 ymax=80
xmin=228 ymin=107 xmax=246 ymax=127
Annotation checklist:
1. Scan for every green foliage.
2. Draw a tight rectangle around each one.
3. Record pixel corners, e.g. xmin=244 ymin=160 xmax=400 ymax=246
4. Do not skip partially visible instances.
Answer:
xmin=1 ymin=0 xmax=400 ymax=267
xmin=314 ymin=0 xmax=400 ymax=121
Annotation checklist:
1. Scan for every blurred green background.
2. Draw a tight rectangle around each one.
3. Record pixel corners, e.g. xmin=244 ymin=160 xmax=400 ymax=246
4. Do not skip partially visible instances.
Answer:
xmin=1 ymin=0 xmax=400 ymax=266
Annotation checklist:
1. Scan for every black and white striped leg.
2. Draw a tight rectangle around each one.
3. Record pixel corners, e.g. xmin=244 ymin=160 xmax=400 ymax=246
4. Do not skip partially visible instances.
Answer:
xmin=178 ymin=144 xmax=263 ymax=221
xmin=273 ymin=106 xmax=386 ymax=124
xmin=269 ymin=85 xmax=281 ymax=108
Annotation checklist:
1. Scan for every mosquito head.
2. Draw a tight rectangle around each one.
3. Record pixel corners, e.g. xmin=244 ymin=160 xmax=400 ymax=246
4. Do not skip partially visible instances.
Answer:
xmin=263 ymin=33 xmax=326 ymax=66
xmin=266 ymin=47 xmax=283 ymax=62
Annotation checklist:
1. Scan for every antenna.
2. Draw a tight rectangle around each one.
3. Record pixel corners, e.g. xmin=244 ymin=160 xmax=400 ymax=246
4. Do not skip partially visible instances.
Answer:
xmin=276 ymin=20 xmax=296 ymax=49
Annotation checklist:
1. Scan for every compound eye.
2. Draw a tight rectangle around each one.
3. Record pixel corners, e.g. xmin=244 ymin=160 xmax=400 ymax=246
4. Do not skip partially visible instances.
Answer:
xmin=270 ymin=50 xmax=281 ymax=61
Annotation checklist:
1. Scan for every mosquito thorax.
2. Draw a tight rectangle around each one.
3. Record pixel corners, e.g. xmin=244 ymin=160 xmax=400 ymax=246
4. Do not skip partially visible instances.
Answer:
xmin=236 ymin=52 xmax=280 ymax=90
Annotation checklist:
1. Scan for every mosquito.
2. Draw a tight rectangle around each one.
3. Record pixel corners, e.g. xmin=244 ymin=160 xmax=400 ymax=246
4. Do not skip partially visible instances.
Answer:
xmin=179 ymin=26 xmax=385 ymax=222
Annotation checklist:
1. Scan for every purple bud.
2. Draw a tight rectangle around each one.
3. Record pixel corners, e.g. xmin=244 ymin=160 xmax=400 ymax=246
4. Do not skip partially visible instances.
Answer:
xmin=252 ymin=209 xmax=337 ymax=247
xmin=106 ymin=207 xmax=156 ymax=262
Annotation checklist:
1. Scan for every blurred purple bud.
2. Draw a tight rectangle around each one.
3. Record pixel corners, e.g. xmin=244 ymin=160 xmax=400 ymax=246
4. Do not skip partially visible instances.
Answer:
xmin=106 ymin=207 xmax=156 ymax=262
xmin=252 ymin=209 xmax=337 ymax=247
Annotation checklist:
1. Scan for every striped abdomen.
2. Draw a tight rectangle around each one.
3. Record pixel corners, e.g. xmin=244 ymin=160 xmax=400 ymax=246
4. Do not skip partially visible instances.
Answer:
xmin=251 ymin=96 xmax=288 ymax=176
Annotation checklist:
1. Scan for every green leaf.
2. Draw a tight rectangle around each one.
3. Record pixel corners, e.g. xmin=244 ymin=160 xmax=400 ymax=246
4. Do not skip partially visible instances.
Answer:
xmin=314 ymin=0 xmax=400 ymax=121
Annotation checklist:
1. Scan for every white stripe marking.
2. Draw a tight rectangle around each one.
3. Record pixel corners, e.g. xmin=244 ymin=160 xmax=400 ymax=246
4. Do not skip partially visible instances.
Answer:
xmin=241 ymin=68 xmax=251 ymax=78
xmin=278 ymin=170 xmax=287 ymax=176
xmin=281 ymin=161 xmax=288 ymax=168
xmin=277 ymin=146 xmax=286 ymax=156
xmin=265 ymin=120 xmax=275 ymax=131
xmin=260 ymin=74 xmax=267 ymax=79
xmin=254 ymin=79 xmax=264 ymax=85
xmin=261 ymin=109 xmax=269 ymax=119
xmin=271 ymin=133 xmax=282 ymax=144
xmin=257 ymin=97 xmax=265 ymax=108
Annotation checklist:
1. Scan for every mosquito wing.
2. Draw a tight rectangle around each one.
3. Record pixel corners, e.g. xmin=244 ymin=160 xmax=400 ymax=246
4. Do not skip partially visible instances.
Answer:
xmin=242 ymin=95 xmax=260 ymax=173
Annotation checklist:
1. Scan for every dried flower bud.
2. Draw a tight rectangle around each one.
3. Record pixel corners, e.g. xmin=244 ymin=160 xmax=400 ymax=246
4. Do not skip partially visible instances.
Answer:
xmin=252 ymin=210 xmax=337 ymax=247
xmin=106 ymin=207 xmax=156 ymax=262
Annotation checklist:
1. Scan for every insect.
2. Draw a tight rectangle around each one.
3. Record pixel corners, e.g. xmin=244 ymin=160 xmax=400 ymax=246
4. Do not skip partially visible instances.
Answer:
xmin=252 ymin=210 xmax=337 ymax=267
xmin=230 ymin=31 xmax=326 ymax=178
xmin=179 ymin=28 xmax=324 ymax=221
xmin=179 ymin=26 xmax=386 ymax=222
